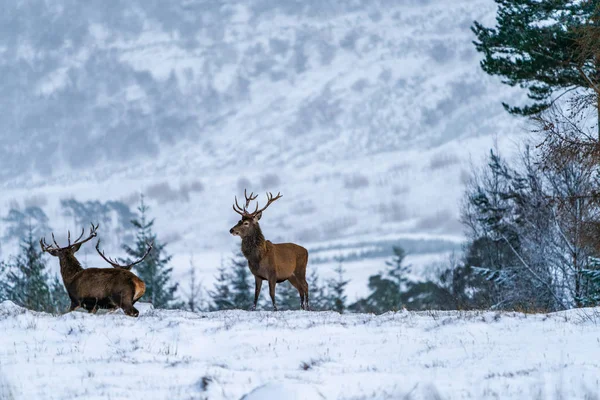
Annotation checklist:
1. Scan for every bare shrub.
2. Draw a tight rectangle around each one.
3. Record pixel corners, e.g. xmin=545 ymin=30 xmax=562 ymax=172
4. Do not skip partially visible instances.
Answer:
xmin=429 ymin=152 xmax=460 ymax=170
xmin=300 ymin=356 xmax=331 ymax=371
xmin=344 ymin=173 xmax=369 ymax=189
xmin=194 ymin=375 xmax=214 ymax=392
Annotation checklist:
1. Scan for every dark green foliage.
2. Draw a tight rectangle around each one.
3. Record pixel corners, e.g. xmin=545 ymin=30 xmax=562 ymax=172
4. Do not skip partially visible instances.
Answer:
xmin=182 ymin=261 xmax=206 ymax=312
xmin=49 ymin=275 xmax=70 ymax=313
xmin=209 ymin=251 xmax=260 ymax=311
xmin=0 ymin=261 xmax=9 ymax=302
xmin=306 ymin=269 xmax=327 ymax=311
xmin=3 ymin=229 xmax=53 ymax=312
xmin=579 ymin=257 xmax=600 ymax=306
xmin=276 ymin=281 xmax=301 ymax=311
xmin=326 ymin=261 xmax=349 ymax=313
xmin=122 ymin=196 xmax=180 ymax=309
xmin=385 ymin=247 xmax=410 ymax=288
xmin=472 ymin=0 xmax=597 ymax=116
xmin=209 ymin=263 xmax=235 ymax=311
xmin=350 ymin=246 xmax=409 ymax=313
xmin=230 ymin=251 xmax=253 ymax=310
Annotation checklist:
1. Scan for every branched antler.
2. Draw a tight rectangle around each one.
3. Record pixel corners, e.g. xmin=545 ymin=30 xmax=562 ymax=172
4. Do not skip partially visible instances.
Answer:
xmin=95 ymin=239 xmax=153 ymax=270
xmin=40 ymin=223 xmax=99 ymax=253
xmin=232 ymin=190 xmax=282 ymax=217
xmin=233 ymin=189 xmax=259 ymax=216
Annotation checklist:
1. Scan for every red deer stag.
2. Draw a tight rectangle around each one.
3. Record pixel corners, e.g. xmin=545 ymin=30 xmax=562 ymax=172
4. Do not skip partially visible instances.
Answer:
xmin=230 ymin=190 xmax=309 ymax=311
xmin=40 ymin=224 xmax=152 ymax=317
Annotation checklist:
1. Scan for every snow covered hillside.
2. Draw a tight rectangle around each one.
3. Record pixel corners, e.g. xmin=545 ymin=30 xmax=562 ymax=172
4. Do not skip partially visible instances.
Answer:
xmin=0 ymin=0 xmax=529 ymax=290
xmin=1 ymin=301 xmax=599 ymax=400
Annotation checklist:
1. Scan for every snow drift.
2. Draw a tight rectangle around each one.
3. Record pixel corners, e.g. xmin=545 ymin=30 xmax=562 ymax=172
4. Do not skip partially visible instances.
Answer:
xmin=0 ymin=301 xmax=598 ymax=399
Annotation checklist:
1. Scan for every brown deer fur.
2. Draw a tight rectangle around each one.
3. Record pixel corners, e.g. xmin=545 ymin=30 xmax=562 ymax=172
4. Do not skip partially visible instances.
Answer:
xmin=40 ymin=224 xmax=151 ymax=317
xmin=230 ymin=191 xmax=309 ymax=311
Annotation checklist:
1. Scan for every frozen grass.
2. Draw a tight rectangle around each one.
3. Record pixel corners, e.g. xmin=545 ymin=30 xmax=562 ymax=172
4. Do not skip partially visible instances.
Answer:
xmin=1 ymin=301 xmax=599 ymax=399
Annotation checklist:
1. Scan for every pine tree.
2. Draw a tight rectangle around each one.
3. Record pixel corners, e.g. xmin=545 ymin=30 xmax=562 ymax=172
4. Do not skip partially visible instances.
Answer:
xmin=182 ymin=259 xmax=206 ymax=312
xmin=229 ymin=251 xmax=253 ymax=309
xmin=5 ymin=228 xmax=53 ymax=312
xmin=385 ymin=247 xmax=410 ymax=289
xmin=0 ymin=261 xmax=9 ymax=302
xmin=579 ymin=257 xmax=600 ymax=306
xmin=122 ymin=196 xmax=179 ymax=309
xmin=209 ymin=261 xmax=235 ymax=311
xmin=472 ymin=0 xmax=599 ymax=125
xmin=276 ymin=281 xmax=301 ymax=310
xmin=49 ymin=275 xmax=70 ymax=313
xmin=350 ymin=246 xmax=410 ymax=314
xmin=306 ymin=269 xmax=327 ymax=311
xmin=326 ymin=261 xmax=349 ymax=313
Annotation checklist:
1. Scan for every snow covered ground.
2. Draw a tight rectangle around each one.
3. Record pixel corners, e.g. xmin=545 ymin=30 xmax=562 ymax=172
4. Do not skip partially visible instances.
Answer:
xmin=1 ymin=301 xmax=599 ymax=400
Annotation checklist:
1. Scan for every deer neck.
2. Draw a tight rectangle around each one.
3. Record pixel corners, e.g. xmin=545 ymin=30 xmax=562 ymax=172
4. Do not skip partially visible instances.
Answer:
xmin=241 ymin=227 xmax=266 ymax=266
xmin=59 ymin=254 xmax=84 ymax=286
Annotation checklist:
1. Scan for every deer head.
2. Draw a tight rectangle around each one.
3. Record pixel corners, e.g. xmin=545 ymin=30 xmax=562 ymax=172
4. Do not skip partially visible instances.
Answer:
xmin=40 ymin=223 xmax=99 ymax=260
xmin=230 ymin=190 xmax=282 ymax=238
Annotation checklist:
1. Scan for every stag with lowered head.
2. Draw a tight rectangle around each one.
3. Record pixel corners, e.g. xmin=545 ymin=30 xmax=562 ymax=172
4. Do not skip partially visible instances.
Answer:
xmin=40 ymin=224 xmax=152 ymax=317
xmin=230 ymin=190 xmax=309 ymax=311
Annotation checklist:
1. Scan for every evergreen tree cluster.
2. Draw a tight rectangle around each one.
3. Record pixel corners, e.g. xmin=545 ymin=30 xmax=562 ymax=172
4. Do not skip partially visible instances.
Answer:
xmin=0 ymin=227 xmax=68 ymax=313
xmin=121 ymin=197 xmax=180 ymax=309
xmin=207 ymin=252 xmax=350 ymax=312
xmin=472 ymin=0 xmax=599 ymax=118
xmin=0 ymin=196 xmax=183 ymax=313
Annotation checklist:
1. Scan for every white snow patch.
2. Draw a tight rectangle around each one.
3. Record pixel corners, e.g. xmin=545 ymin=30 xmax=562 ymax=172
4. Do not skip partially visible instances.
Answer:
xmin=1 ymin=301 xmax=599 ymax=399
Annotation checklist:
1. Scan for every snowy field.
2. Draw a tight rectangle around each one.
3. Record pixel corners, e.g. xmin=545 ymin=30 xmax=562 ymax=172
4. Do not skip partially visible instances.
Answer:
xmin=1 ymin=301 xmax=599 ymax=400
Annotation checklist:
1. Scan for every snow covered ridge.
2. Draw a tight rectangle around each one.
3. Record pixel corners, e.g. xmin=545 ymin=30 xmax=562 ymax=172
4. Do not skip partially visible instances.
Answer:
xmin=1 ymin=301 xmax=599 ymax=400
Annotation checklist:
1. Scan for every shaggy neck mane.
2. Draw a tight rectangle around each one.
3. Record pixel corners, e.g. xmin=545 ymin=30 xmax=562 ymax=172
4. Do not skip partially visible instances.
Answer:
xmin=241 ymin=225 xmax=266 ymax=265
xmin=59 ymin=254 xmax=84 ymax=285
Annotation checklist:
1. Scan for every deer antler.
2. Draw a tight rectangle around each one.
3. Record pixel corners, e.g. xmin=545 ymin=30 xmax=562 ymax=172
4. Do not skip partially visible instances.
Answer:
xmin=40 ymin=223 xmax=99 ymax=253
xmin=233 ymin=189 xmax=259 ymax=216
xmin=253 ymin=192 xmax=283 ymax=215
xmin=95 ymin=239 xmax=153 ymax=270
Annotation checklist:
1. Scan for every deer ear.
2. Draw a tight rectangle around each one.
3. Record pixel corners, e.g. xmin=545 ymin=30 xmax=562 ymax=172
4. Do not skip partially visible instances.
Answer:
xmin=70 ymin=242 xmax=83 ymax=253
xmin=46 ymin=249 xmax=59 ymax=257
xmin=254 ymin=212 xmax=262 ymax=222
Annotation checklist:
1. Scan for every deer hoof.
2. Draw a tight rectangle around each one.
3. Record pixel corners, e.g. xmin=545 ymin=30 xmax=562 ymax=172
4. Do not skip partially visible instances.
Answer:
xmin=248 ymin=305 xmax=256 ymax=311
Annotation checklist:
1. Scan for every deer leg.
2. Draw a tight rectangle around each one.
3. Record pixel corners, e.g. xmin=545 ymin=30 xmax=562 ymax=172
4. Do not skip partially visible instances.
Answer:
xmin=88 ymin=298 xmax=99 ymax=314
xmin=112 ymin=293 xmax=139 ymax=317
xmin=69 ymin=299 xmax=81 ymax=312
xmin=251 ymin=277 xmax=263 ymax=311
xmin=287 ymin=275 xmax=305 ymax=310
xmin=121 ymin=298 xmax=139 ymax=317
xmin=268 ymin=279 xmax=278 ymax=311
xmin=302 ymin=279 xmax=310 ymax=311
